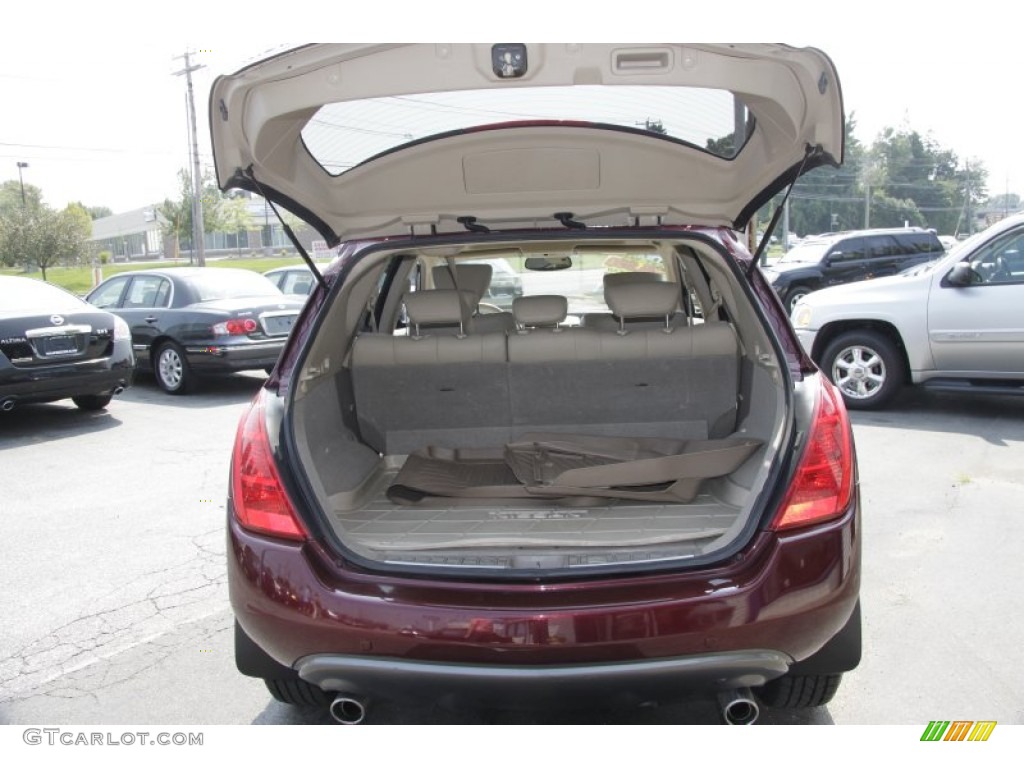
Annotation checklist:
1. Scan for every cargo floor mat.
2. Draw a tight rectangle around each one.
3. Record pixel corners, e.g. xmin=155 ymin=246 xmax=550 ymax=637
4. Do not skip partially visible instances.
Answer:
xmin=387 ymin=432 xmax=762 ymax=506
xmin=331 ymin=465 xmax=741 ymax=551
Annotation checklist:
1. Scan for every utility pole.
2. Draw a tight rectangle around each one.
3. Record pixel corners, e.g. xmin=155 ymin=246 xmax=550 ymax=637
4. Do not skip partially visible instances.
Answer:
xmin=173 ymin=50 xmax=206 ymax=267
xmin=782 ymin=198 xmax=790 ymax=252
xmin=864 ymin=182 xmax=870 ymax=229
xmin=965 ymin=160 xmax=973 ymax=236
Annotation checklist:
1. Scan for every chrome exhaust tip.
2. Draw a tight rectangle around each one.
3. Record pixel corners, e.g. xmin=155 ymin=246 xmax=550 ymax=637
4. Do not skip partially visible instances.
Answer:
xmin=0 ymin=398 xmax=15 ymax=412
xmin=329 ymin=695 xmax=367 ymax=725
xmin=718 ymin=688 xmax=760 ymax=725
xmin=112 ymin=386 xmax=125 ymax=396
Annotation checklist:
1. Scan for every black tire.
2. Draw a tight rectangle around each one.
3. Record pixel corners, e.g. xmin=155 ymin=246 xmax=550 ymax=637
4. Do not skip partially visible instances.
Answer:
xmin=820 ymin=329 xmax=904 ymax=410
xmin=153 ymin=341 xmax=193 ymax=395
xmin=784 ymin=285 xmax=812 ymax=314
xmin=72 ymin=393 xmax=113 ymax=411
xmin=264 ymin=677 xmax=333 ymax=707
xmin=756 ymin=673 xmax=843 ymax=709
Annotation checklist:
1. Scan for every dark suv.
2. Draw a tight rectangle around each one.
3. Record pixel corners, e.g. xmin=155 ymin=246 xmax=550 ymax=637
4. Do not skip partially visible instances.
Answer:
xmin=764 ymin=228 xmax=945 ymax=311
xmin=212 ymin=43 xmax=861 ymax=725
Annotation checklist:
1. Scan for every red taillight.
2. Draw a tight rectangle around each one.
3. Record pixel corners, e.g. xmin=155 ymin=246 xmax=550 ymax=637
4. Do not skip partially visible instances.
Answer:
xmin=230 ymin=391 xmax=308 ymax=541
xmin=214 ymin=318 xmax=258 ymax=336
xmin=771 ymin=377 xmax=855 ymax=531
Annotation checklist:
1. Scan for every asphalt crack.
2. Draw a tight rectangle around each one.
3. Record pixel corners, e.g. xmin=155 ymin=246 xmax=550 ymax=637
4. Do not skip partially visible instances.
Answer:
xmin=0 ymin=527 xmax=227 ymax=703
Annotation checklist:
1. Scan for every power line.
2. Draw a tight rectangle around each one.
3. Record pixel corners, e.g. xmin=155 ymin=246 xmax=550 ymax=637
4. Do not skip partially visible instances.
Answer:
xmin=0 ymin=140 xmax=175 ymax=156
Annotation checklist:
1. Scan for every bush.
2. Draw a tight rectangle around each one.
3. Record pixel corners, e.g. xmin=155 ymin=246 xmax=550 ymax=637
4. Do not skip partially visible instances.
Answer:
xmin=99 ymin=251 xmax=112 ymax=265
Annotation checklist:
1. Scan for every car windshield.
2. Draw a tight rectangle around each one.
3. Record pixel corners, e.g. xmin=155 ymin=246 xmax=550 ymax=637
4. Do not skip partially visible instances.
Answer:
xmin=186 ymin=270 xmax=283 ymax=302
xmin=776 ymin=240 xmax=831 ymax=264
xmin=0 ymin=278 xmax=88 ymax=312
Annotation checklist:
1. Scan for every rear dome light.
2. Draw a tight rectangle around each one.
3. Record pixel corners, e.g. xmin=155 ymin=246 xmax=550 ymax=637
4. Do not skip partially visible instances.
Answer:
xmin=231 ymin=391 xmax=308 ymax=541
xmin=771 ymin=376 xmax=855 ymax=531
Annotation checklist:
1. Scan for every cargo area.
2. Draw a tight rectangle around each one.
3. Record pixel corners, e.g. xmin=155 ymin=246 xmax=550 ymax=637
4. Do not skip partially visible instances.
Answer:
xmin=287 ymin=236 xmax=790 ymax=573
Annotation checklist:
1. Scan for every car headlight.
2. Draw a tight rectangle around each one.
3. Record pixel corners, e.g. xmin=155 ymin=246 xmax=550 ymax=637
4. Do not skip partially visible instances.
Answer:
xmin=113 ymin=316 xmax=131 ymax=341
xmin=764 ymin=271 xmax=779 ymax=284
xmin=792 ymin=304 xmax=813 ymax=329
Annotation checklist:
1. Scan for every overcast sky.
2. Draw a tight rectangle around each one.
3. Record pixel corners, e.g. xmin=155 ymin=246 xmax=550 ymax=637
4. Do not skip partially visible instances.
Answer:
xmin=3 ymin=2 xmax=1021 ymax=215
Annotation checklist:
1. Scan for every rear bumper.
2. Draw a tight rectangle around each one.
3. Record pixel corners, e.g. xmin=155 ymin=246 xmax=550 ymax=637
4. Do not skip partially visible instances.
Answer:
xmin=297 ymin=650 xmax=791 ymax=707
xmin=229 ymin=498 xmax=861 ymax=703
xmin=0 ymin=354 xmax=133 ymax=404
xmin=185 ymin=340 xmax=286 ymax=372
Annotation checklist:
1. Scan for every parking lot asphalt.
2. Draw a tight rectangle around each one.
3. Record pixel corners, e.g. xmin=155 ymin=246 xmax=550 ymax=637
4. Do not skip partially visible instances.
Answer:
xmin=0 ymin=375 xmax=1021 ymax=725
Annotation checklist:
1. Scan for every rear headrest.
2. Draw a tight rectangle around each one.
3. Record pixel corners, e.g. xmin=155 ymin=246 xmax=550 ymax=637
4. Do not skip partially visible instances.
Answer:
xmin=605 ymin=281 xmax=681 ymax=319
xmin=513 ymin=295 xmax=568 ymax=328
xmin=603 ymin=271 xmax=663 ymax=291
xmin=404 ymin=290 xmax=466 ymax=327
xmin=432 ymin=264 xmax=492 ymax=303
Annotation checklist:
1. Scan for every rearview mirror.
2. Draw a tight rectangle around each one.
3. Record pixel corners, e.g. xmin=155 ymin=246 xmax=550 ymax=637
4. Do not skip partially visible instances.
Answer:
xmin=524 ymin=256 xmax=573 ymax=271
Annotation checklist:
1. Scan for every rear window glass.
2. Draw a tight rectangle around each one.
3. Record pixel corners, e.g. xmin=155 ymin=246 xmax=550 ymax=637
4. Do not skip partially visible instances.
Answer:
xmin=186 ymin=271 xmax=283 ymax=302
xmin=436 ymin=251 xmax=667 ymax=317
xmin=302 ymin=86 xmax=750 ymax=175
xmin=0 ymin=278 xmax=87 ymax=312
xmin=900 ymin=233 xmax=944 ymax=254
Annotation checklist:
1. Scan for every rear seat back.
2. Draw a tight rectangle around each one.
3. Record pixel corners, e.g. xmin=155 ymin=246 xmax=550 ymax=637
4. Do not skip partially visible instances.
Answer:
xmin=507 ymin=285 xmax=739 ymax=438
xmin=350 ymin=283 xmax=743 ymax=455
xmin=351 ymin=290 xmax=510 ymax=453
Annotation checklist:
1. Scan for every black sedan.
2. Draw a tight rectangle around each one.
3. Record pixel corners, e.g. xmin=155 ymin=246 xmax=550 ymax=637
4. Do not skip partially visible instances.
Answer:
xmin=0 ymin=276 xmax=134 ymax=412
xmin=86 ymin=268 xmax=305 ymax=394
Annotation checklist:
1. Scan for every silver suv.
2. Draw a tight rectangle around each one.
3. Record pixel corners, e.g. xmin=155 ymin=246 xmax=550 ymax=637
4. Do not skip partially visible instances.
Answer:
xmin=792 ymin=212 xmax=1024 ymax=408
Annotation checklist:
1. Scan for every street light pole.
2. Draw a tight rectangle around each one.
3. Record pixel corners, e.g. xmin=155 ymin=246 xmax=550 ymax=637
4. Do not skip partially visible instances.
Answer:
xmin=16 ymin=161 xmax=29 ymax=207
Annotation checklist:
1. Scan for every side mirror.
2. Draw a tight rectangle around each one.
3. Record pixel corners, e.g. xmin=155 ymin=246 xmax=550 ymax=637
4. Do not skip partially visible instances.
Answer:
xmin=946 ymin=261 xmax=979 ymax=287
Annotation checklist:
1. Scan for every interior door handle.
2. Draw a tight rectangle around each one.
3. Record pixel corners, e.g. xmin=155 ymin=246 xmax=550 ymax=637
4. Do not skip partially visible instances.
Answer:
xmin=145 ymin=316 xmax=159 ymax=323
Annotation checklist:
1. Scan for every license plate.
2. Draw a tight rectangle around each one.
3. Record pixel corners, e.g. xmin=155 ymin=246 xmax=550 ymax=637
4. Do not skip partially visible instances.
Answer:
xmin=43 ymin=335 xmax=80 ymax=357
xmin=262 ymin=314 xmax=297 ymax=336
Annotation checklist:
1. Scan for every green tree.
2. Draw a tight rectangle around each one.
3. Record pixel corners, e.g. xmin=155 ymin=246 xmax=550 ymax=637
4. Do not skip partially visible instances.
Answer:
xmin=0 ymin=179 xmax=44 ymax=219
xmin=216 ymin=194 xmax=254 ymax=255
xmin=774 ymin=119 xmax=989 ymax=238
xmin=0 ymin=203 xmax=92 ymax=281
xmin=61 ymin=203 xmax=95 ymax=267
xmin=781 ymin=114 xmax=866 ymax=237
xmin=68 ymin=203 xmax=113 ymax=220
xmin=159 ymin=168 xmax=227 ymax=262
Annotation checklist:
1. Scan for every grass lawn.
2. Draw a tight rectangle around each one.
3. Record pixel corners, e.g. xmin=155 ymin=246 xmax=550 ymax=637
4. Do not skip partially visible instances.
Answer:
xmin=1 ymin=256 xmax=314 ymax=295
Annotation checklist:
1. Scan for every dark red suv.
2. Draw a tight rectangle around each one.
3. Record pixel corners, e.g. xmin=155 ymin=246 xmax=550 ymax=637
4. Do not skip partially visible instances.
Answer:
xmin=212 ymin=43 xmax=860 ymax=724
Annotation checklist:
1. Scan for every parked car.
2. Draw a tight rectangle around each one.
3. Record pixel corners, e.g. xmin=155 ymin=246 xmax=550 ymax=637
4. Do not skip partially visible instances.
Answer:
xmin=763 ymin=227 xmax=945 ymax=312
xmin=0 ymin=275 xmax=133 ymax=411
xmin=263 ymin=265 xmax=316 ymax=296
xmin=211 ymin=43 xmax=861 ymax=724
xmin=86 ymin=268 xmax=305 ymax=394
xmin=792 ymin=212 xmax=1024 ymax=409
